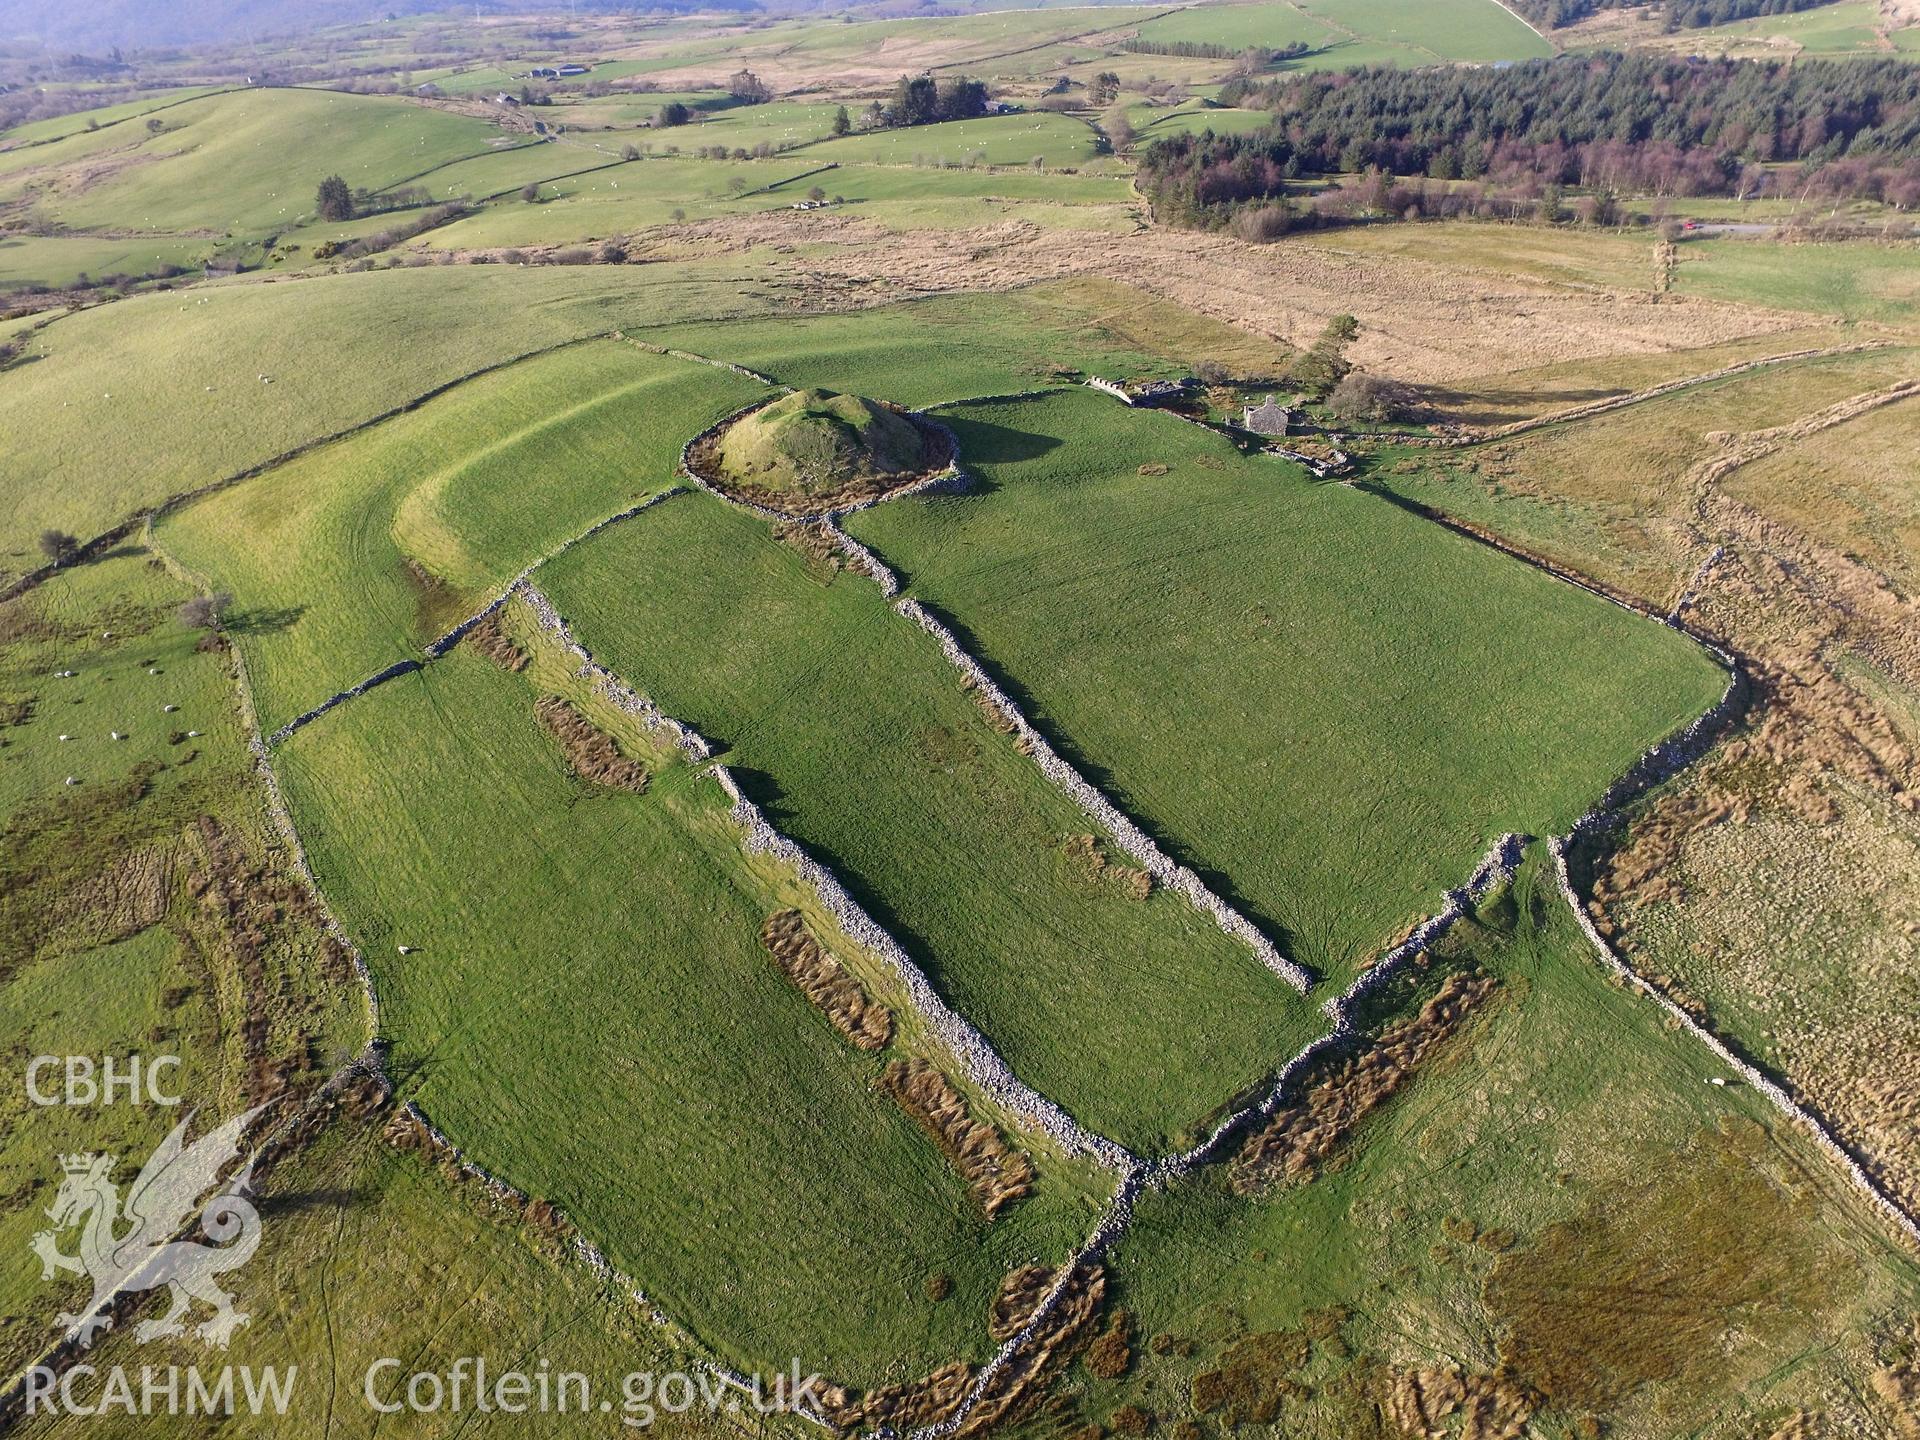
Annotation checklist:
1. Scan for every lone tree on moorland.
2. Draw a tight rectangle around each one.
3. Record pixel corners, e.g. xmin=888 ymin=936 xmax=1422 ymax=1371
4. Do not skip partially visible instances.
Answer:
xmin=654 ymin=101 xmax=691 ymax=128
xmin=37 ymin=529 xmax=79 ymax=564
xmin=1327 ymin=371 xmax=1423 ymax=425
xmin=315 ymin=174 xmax=354 ymax=222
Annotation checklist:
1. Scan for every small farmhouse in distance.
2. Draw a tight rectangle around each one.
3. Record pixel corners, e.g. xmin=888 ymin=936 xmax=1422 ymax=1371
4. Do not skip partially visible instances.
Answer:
xmin=1243 ymin=395 xmax=1292 ymax=436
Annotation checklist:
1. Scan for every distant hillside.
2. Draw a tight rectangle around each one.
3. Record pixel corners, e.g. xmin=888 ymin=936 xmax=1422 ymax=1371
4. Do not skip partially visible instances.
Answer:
xmin=0 ymin=0 xmax=759 ymax=49
xmin=1513 ymin=0 xmax=1841 ymax=28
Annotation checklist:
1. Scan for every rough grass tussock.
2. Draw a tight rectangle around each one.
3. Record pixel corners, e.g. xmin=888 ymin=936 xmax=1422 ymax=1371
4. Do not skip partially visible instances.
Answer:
xmin=464 ymin=611 xmax=529 ymax=673
xmin=759 ymin=909 xmax=893 ymax=1050
xmin=1231 ymin=969 xmax=1500 ymax=1193
xmin=1484 ymin=1118 xmax=1849 ymax=1413
xmin=879 ymin=1056 xmax=1035 ymax=1216
xmin=532 ymin=695 xmax=648 ymax=793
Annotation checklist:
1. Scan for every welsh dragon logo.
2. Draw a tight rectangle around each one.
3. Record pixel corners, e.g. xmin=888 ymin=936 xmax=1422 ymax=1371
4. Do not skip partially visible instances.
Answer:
xmin=30 ymin=1106 xmax=267 ymax=1349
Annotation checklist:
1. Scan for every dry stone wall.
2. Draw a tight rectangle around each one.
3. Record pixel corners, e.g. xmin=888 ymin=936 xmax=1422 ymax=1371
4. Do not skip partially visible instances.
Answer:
xmin=520 ymin=582 xmax=714 ymax=761
xmin=918 ymin=830 xmax=1526 ymax=1440
xmin=143 ymin=521 xmax=383 ymax=1034
xmin=820 ymin=520 xmax=900 ymax=596
xmin=1154 ymin=832 xmax=1524 ymax=1183
xmin=1550 ymin=838 xmax=1920 ymax=1251
xmin=710 ymin=760 xmax=1131 ymax=1169
xmin=521 ymin=582 xmax=1127 ymax=1165
xmin=268 ymin=487 xmax=693 ymax=745
xmin=893 ymin=596 xmax=1313 ymax=993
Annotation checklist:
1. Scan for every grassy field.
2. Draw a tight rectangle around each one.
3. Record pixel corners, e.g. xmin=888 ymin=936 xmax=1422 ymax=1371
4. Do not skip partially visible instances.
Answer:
xmin=1426 ymin=324 xmax=1855 ymax=427
xmin=1131 ymin=104 xmax=1277 ymax=141
xmin=1597 ymin=0 xmax=1912 ymax=57
xmin=0 ymin=88 xmax=509 ymax=238
xmin=0 ymin=928 xmax=233 ymax=1380
xmin=540 ymin=490 xmax=1322 ymax=1151
xmin=0 ymin=549 xmax=243 ymax=818
xmin=1311 ymin=221 xmax=1663 ymax=295
xmin=634 ymin=282 xmax=1259 ymax=410
xmin=1089 ymin=856 xmax=1920 ymax=1438
xmin=1134 ymin=0 xmax=1553 ymax=64
xmin=0 ymin=547 xmax=360 ymax=1385
xmin=1723 ymin=393 xmax=1920 ymax=592
xmin=1131 ymin=2 xmax=1344 ymax=51
xmin=810 ymin=112 xmax=1106 ymax=169
xmin=0 ymin=261 xmax=777 ymax=578
xmin=21 ymin=1101 xmax=780 ymax=1439
xmin=420 ymin=159 xmax=1134 ymax=248
xmin=0 ymin=87 xmax=232 ymax=148
xmin=848 ymin=389 xmax=1725 ymax=979
xmin=1675 ymin=237 xmax=1920 ymax=326
xmin=277 ymin=635 xmax=1102 ymax=1382
xmin=0 ymin=233 xmax=212 ymax=291
xmin=160 ymin=341 xmax=766 ymax=733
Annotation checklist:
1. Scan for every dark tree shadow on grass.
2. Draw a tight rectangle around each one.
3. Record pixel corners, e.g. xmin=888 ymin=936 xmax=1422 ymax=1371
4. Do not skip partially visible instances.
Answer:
xmin=1415 ymin=381 xmax=1630 ymax=429
xmin=257 ymin=1189 xmax=368 ymax=1218
xmin=226 ymin=604 xmax=306 ymax=636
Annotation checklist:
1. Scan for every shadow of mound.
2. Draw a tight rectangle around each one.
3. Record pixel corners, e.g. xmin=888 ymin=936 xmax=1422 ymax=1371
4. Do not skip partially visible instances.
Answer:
xmin=935 ymin=409 xmax=1063 ymax=466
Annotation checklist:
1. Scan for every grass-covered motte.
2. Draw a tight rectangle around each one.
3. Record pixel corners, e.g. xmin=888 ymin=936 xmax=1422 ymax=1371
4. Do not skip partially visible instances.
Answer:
xmin=847 ymin=389 xmax=1728 ymax=981
xmin=696 ymin=388 xmax=951 ymax=514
